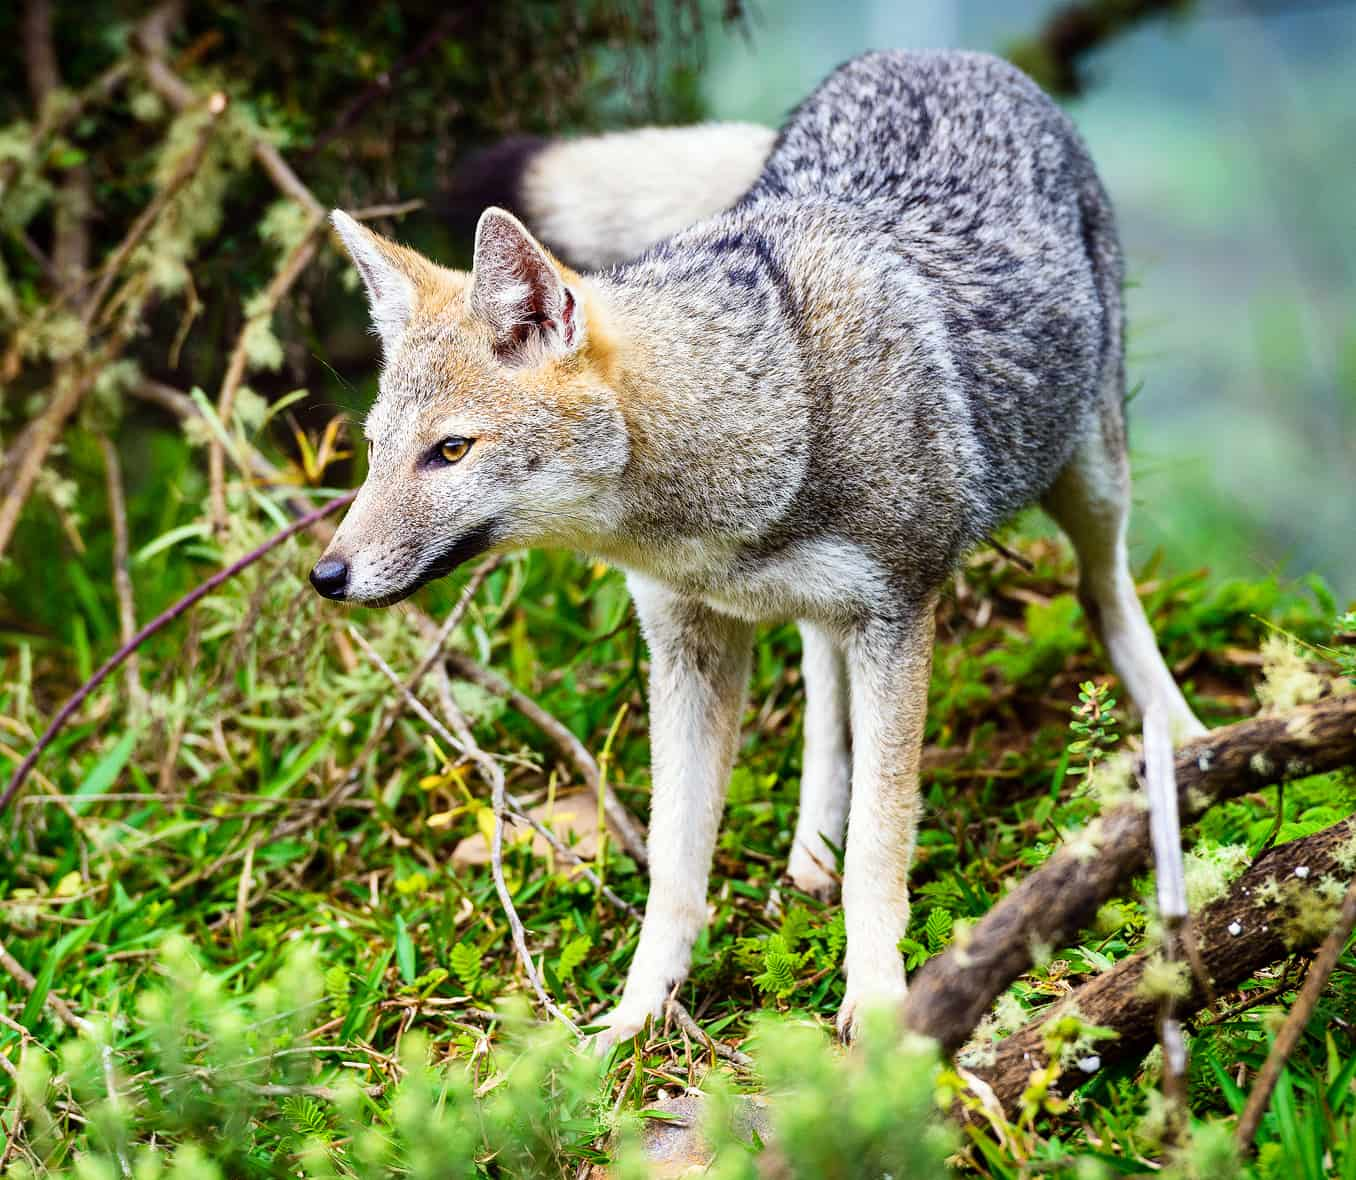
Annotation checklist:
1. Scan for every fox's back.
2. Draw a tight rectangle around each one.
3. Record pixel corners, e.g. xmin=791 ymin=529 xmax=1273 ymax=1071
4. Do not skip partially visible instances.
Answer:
xmin=746 ymin=50 xmax=1120 ymax=531
xmin=607 ymin=50 xmax=1123 ymax=581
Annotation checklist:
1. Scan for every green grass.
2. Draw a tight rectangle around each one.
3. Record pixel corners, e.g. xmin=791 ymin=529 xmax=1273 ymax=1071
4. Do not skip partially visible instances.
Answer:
xmin=1 ymin=431 xmax=1354 ymax=1177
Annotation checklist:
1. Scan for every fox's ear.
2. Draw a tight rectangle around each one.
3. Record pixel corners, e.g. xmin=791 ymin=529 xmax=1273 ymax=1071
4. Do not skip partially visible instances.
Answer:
xmin=330 ymin=210 xmax=429 ymax=351
xmin=469 ymin=207 xmax=583 ymax=365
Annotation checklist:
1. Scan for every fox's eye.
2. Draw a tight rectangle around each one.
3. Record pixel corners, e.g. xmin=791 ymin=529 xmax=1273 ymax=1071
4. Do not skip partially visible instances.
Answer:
xmin=436 ymin=437 xmax=473 ymax=465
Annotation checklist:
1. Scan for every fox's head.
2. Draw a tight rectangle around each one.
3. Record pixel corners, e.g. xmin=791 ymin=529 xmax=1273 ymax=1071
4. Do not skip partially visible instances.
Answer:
xmin=310 ymin=208 xmax=629 ymax=605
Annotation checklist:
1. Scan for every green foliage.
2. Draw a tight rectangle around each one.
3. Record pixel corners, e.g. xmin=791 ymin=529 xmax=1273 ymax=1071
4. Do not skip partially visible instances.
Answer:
xmin=1068 ymin=680 xmax=1120 ymax=776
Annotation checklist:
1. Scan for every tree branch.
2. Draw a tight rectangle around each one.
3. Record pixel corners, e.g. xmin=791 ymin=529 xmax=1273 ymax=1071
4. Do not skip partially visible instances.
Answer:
xmin=904 ymin=693 xmax=1356 ymax=1055
xmin=965 ymin=815 xmax=1356 ymax=1118
xmin=1236 ymin=866 xmax=1356 ymax=1151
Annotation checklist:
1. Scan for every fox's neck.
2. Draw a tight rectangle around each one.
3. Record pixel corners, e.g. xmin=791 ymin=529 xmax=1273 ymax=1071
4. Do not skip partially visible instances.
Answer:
xmin=580 ymin=271 xmax=812 ymax=573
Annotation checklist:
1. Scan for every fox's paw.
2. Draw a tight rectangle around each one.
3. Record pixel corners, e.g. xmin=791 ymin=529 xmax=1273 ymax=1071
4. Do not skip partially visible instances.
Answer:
xmin=835 ymin=980 xmax=908 ymax=1046
xmin=588 ymin=996 xmax=665 ymax=1057
xmin=786 ymin=847 xmax=840 ymax=902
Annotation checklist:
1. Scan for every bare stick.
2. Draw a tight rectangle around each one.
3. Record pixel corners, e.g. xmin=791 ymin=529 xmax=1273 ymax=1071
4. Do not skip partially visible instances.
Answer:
xmin=0 ymin=492 xmax=355 ymax=813
xmin=207 ymin=217 xmax=324 ymax=534
xmin=346 ymin=626 xmax=580 ymax=1033
xmin=98 ymin=437 xmax=148 ymax=717
xmin=904 ymin=694 xmax=1356 ymax=1055
xmin=666 ymin=997 xmax=753 ymax=1069
xmin=1236 ymin=871 xmax=1356 ymax=1151
xmin=443 ymin=649 xmax=649 ymax=865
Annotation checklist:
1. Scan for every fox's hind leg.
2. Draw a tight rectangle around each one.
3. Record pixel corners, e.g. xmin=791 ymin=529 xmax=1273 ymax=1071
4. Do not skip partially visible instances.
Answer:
xmin=1042 ymin=409 xmax=1205 ymax=741
xmin=787 ymin=622 xmax=850 ymax=900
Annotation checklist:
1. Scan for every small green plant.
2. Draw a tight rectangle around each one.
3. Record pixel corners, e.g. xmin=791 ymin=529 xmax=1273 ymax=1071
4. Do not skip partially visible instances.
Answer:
xmin=1068 ymin=679 xmax=1120 ymax=776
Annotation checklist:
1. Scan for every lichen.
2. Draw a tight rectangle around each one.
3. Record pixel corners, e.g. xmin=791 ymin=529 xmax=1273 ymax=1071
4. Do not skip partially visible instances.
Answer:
xmin=1183 ymin=841 xmax=1251 ymax=910
xmin=1280 ymin=883 xmax=1344 ymax=948
xmin=1256 ymin=633 xmax=1326 ymax=713
xmin=1137 ymin=955 xmax=1191 ymax=1001
xmin=1080 ymin=750 xmax=1137 ymax=809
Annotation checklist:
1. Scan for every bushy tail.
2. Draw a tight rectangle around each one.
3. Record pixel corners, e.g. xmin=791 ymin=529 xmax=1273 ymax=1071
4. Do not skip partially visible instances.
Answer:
xmin=439 ymin=123 xmax=775 ymax=272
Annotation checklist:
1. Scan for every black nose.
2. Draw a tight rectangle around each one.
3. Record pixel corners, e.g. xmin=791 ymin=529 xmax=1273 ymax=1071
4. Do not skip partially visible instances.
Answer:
xmin=309 ymin=557 xmax=349 ymax=599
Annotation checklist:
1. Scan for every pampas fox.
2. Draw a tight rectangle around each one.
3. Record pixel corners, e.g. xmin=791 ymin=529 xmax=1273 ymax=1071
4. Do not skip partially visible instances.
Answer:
xmin=312 ymin=50 xmax=1205 ymax=1047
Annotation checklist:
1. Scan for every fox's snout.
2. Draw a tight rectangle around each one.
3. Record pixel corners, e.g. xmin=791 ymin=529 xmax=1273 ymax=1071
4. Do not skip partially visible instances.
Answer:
xmin=309 ymin=556 xmax=350 ymax=600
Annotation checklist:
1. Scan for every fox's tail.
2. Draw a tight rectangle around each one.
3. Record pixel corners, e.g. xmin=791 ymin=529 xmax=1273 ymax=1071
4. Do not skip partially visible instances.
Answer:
xmin=439 ymin=123 xmax=775 ymax=272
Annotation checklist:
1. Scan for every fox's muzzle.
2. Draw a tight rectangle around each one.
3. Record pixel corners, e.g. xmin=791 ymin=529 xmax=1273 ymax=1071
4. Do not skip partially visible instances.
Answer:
xmin=308 ymin=519 xmax=502 ymax=607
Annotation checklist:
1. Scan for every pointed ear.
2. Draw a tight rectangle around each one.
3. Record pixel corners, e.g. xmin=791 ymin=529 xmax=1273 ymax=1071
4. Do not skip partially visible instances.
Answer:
xmin=330 ymin=210 xmax=427 ymax=350
xmin=469 ymin=207 xmax=584 ymax=365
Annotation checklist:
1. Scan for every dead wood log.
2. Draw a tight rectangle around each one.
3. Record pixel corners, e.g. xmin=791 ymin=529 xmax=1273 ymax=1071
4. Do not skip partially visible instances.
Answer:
xmin=967 ymin=816 xmax=1356 ymax=1117
xmin=904 ymin=693 xmax=1356 ymax=1055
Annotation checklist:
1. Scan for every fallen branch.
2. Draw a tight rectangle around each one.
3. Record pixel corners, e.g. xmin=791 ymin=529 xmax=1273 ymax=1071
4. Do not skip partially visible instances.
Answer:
xmin=0 ymin=492 xmax=355 ymax=813
xmin=904 ymin=693 xmax=1356 ymax=1055
xmin=1236 ymin=864 xmax=1356 ymax=1151
xmin=966 ymin=815 xmax=1356 ymax=1117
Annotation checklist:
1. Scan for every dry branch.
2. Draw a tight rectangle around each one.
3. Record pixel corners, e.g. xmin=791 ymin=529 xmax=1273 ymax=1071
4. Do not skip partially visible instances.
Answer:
xmin=98 ymin=436 xmax=147 ymax=716
xmin=1236 ymin=865 xmax=1356 ymax=1150
xmin=966 ymin=816 xmax=1356 ymax=1117
xmin=347 ymin=626 xmax=582 ymax=1033
xmin=904 ymin=693 xmax=1356 ymax=1055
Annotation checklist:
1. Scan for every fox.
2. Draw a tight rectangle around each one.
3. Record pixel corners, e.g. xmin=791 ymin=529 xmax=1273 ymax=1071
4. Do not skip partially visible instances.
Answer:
xmin=311 ymin=49 xmax=1206 ymax=1048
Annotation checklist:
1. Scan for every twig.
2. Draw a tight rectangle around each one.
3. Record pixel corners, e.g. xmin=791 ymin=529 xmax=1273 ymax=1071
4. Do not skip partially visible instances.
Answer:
xmin=97 ymin=437 xmax=148 ymax=717
xmin=346 ymin=626 xmax=580 ymax=1034
xmin=1236 ymin=872 xmax=1356 ymax=1151
xmin=443 ymin=649 xmax=649 ymax=865
xmin=0 ymin=492 xmax=355 ymax=813
xmin=0 ymin=935 xmax=91 ymax=1034
xmin=347 ymin=627 xmax=637 ymax=918
xmin=665 ymin=997 xmax=753 ymax=1068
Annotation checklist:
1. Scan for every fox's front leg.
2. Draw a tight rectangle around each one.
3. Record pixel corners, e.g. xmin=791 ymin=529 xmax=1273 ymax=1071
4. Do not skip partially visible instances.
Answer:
xmin=837 ymin=602 xmax=935 ymax=1042
xmin=593 ymin=576 xmax=753 ymax=1052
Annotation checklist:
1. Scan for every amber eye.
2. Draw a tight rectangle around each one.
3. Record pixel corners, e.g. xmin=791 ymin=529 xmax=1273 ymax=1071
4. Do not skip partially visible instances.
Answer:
xmin=437 ymin=437 xmax=473 ymax=465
